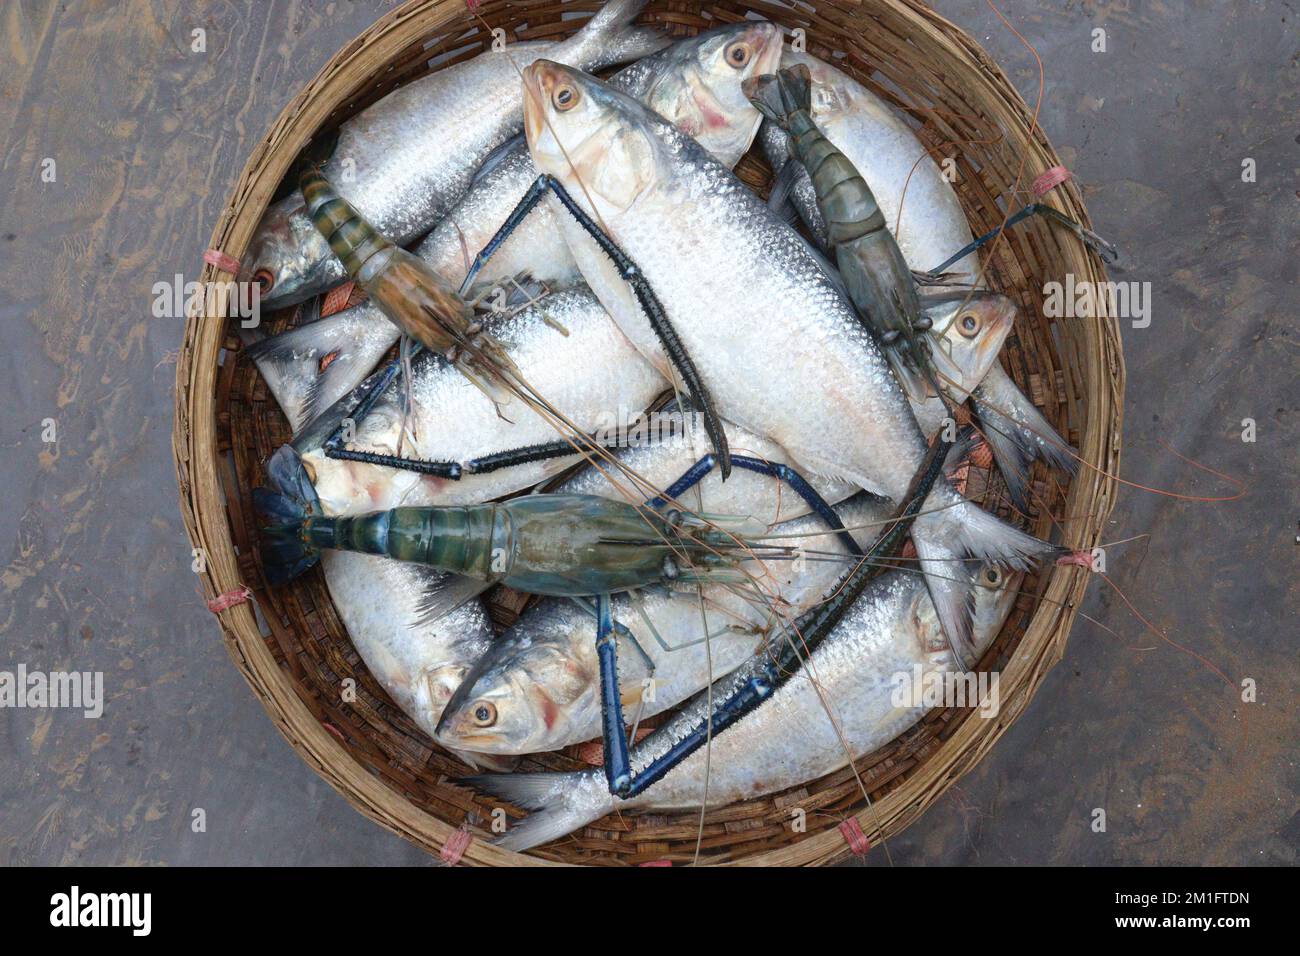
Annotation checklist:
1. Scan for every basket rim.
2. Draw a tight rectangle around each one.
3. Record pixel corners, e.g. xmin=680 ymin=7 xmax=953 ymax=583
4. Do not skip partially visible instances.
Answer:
xmin=172 ymin=0 xmax=1124 ymax=866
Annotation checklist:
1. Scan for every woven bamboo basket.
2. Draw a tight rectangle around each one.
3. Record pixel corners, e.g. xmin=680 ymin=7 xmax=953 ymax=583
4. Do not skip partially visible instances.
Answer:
xmin=173 ymin=0 xmax=1122 ymax=865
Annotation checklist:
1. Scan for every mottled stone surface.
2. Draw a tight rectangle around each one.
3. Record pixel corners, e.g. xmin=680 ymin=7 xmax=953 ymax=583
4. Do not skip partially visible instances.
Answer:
xmin=0 ymin=1 xmax=1292 ymax=865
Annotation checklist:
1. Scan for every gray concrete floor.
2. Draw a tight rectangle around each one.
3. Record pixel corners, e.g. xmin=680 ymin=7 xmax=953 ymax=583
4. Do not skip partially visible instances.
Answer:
xmin=0 ymin=1 xmax=1293 ymax=866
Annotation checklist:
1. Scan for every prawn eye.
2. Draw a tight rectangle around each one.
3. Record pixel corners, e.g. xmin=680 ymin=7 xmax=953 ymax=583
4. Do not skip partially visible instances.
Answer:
xmin=553 ymin=84 xmax=579 ymax=111
xmin=959 ymin=313 xmax=980 ymax=337
xmin=253 ymin=268 xmax=275 ymax=293
xmin=725 ymin=42 xmax=752 ymax=68
xmin=983 ymin=567 xmax=1002 ymax=586
xmin=472 ymin=701 xmax=497 ymax=727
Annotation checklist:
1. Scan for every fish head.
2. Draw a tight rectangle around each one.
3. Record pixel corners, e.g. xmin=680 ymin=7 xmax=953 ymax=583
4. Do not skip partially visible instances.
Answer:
xmin=524 ymin=60 xmax=664 ymax=219
xmin=969 ymin=563 xmax=1023 ymax=647
xmin=415 ymin=664 xmax=473 ymax=727
xmin=638 ymin=22 xmax=784 ymax=167
xmin=435 ymin=613 xmax=599 ymax=754
xmin=239 ymin=194 xmax=337 ymax=310
xmin=923 ymin=292 xmax=1017 ymax=398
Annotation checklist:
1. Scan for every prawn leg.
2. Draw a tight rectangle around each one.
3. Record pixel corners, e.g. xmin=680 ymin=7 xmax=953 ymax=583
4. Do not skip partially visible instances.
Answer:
xmin=326 ymin=173 xmax=733 ymax=479
xmin=594 ymin=593 xmax=633 ymax=795
xmin=327 ymin=424 xmax=631 ymax=480
xmin=648 ymin=453 xmax=866 ymax=558
xmin=926 ymin=202 xmax=1120 ymax=277
xmin=462 ymin=174 xmax=733 ymax=478
xmin=607 ymin=428 xmax=963 ymax=799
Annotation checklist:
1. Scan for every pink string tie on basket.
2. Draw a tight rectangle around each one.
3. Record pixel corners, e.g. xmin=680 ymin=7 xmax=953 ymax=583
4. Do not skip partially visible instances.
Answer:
xmin=1055 ymin=550 xmax=1096 ymax=570
xmin=1031 ymin=165 xmax=1072 ymax=197
xmin=441 ymin=828 xmax=473 ymax=865
xmin=203 ymin=249 xmax=242 ymax=274
xmin=839 ymin=817 xmax=871 ymax=857
xmin=206 ymin=585 xmax=252 ymax=613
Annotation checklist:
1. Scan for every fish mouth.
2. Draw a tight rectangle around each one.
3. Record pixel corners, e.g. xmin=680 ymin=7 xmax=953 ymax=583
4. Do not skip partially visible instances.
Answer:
xmin=436 ymin=727 xmax=495 ymax=748
xmin=751 ymin=23 xmax=785 ymax=76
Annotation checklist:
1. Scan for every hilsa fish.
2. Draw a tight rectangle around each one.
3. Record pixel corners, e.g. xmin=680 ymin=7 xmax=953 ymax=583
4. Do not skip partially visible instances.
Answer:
xmin=288 ymin=288 xmax=668 ymax=517
xmin=245 ymin=21 xmax=784 ymax=435
xmin=522 ymin=60 xmax=1049 ymax=651
xmin=464 ymin=563 xmax=1020 ymax=852
xmin=900 ymin=291 xmax=1017 ymax=438
xmin=242 ymin=0 xmax=666 ymax=309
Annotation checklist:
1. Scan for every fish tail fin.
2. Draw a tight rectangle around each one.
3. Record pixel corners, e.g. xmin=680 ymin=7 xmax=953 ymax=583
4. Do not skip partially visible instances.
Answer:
xmin=459 ymin=771 xmax=611 ymax=853
xmin=252 ymin=445 xmax=326 ymax=585
xmin=912 ymin=493 xmax=1052 ymax=655
xmin=567 ymin=0 xmax=668 ymax=66
xmin=244 ymin=306 xmax=400 ymax=434
xmin=1002 ymin=396 xmax=1078 ymax=476
xmin=947 ymin=497 xmax=1053 ymax=571
xmin=977 ymin=403 xmax=1034 ymax=511
xmin=911 ymin=536 xmax=977 ymax=668
xmin=743 ymin=64 xmax=814 ymax=131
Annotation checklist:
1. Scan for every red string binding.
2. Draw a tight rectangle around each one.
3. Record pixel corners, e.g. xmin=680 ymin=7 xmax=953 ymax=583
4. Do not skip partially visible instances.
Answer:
xmin=839 ymin=817 xmax=871 ymax=856
xmin=203 ymin=249 xmax=242 ymax=274
xmin=206 ymin=585 xmax=251 ymax=613
xmin=1032 ymin=165 xmax=1072 ymax=197
xmin=441 ymin=828 xmax=472 ymax=865
xmin=1055 ymin=550 xmax=1095 ymax=569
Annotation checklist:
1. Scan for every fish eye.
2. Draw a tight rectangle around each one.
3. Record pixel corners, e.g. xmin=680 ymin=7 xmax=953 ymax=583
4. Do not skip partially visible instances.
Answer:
xmin=983 ymin=567 xmax=1002 ymax=586
xmin=553 ymin=84 xmax=579 ymax=112
xmin=253 ymin=269 xmax=275 ymax=293
xmin=958 ymin=313 xmax=981 ymax=338
xmin=725 ymin=42 xmax=752 ymax=68
xmin=471 ymin=701 xmax=497 ymax=727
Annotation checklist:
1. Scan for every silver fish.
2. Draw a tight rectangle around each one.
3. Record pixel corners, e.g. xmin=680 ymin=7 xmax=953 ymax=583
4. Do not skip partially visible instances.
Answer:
xmin=246 ymin=342 xmax=505 ymax=768
xmin=244 ymin=22 xmax=784 ymax=433
xmin=759 ymin=48 xmax=977 ymax=277
xmin=523 ymin=61 xmax=1048 ymax=651
xmin=905 ymin=292 xmax=1017 ymax=438
xmin=292 ymin=288 xmax=667 ymax=517
xmin=242 ymin=0 xmax=666 ymax=309
xmin=468 ymin=563 xmax=1020 ymax=851
xmin=320 ymin=553 xmax=495 ymax=748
